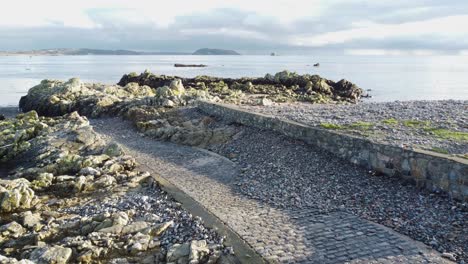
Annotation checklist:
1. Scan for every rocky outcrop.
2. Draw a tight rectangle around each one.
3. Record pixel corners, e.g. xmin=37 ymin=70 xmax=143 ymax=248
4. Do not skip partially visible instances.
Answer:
xmin=18 ymin=70 xmax=363 ymax=120
xmin=0 ymin=112 xmax=226 ymax=263
xmin=118 ymin=70 xmax=364 ymax=104
xmin=19 ymin=78 xmax=156 ymax=117
xmin=131 ymin=106 xmax=237 ymax=147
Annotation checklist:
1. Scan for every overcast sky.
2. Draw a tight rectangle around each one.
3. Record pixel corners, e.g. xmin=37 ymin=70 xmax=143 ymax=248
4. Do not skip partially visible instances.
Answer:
xmin=1 ymin=0 xmax=467 ymax=55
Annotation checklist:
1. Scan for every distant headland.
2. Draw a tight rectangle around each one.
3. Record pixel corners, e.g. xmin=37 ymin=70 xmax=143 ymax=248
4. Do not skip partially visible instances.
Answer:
xmin=0 ymin=48 xmax=241 ymax=56
xmin=192 ymin=48 xmax=240 ymax=55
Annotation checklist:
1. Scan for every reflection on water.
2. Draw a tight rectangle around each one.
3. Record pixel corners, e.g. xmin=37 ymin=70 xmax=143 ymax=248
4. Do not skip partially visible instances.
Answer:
xmin=1 ymin=55 xmax=468 ymax=106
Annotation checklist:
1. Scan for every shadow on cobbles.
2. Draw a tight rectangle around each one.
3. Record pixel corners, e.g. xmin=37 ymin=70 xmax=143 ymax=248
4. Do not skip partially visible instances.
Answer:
xmin=91 ymin=117 xmax=456 ymax=263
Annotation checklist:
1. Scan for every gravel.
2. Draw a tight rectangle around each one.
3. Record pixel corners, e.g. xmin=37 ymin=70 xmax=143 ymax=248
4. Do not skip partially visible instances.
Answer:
xmin=202 ymin=111 xmax=467 ymax=262
xmin=238 ymin=100 xmax=468 ymax=155
xmin=60 ymin=184 xmax=223 ymax=250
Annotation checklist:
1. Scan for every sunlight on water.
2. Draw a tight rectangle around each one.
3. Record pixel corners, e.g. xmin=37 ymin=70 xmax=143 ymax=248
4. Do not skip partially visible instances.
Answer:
xmin=0 ymin=55 xmax=467 ymax=106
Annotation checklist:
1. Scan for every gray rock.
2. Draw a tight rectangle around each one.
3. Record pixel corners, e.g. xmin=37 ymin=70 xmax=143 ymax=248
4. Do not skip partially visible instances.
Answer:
xmin=21 ymin=211 xmax=42 ymax=229
xmin=189 ymin=240 xmax=210 ymax=264
xmin=79 ymin=167 xmax=100 ymax=176
xmin=122 ymin=221 xmax=150 ymax=235
xmin=29 ymin=246 xmax=72 ymax=264
xmin=167 ymin=243 xmax=190 ymax=263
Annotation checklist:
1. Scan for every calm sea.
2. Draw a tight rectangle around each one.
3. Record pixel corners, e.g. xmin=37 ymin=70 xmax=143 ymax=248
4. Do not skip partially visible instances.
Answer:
xmin=0 ymin=55 xmax=467 ymax=106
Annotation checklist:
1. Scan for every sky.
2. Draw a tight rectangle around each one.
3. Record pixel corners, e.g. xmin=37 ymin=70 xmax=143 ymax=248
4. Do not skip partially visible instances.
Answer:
xmin=0 ymin=0 xmax=467 ymax=55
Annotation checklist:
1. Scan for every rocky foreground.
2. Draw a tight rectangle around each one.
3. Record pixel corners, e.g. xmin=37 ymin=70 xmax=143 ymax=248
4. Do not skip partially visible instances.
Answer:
xmin=0 ymin=111 xmax=226 ymax=263
xmin=7 ymin=70 xmax=467 ymax=262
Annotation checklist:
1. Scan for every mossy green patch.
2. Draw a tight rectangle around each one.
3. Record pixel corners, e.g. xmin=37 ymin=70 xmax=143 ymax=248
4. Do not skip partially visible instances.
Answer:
xmin=382 ymin=118 xmax=398 ymax=125
xmin=402 ymin=120 xmax=431 ymax=127
xmin=430 ymin=147 xmax=449 ymax=154
xmin=425 ymin=128 xmax=468 ymax=141
xmin=350 ymin=121 xmax=373 ymax=130
xmin=320 ymin=123 xmax=344 ymax=130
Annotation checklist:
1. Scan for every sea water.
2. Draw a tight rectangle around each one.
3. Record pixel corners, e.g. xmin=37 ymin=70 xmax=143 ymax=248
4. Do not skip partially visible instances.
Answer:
xmin=0 ymin=55 xmax=467 ymax=106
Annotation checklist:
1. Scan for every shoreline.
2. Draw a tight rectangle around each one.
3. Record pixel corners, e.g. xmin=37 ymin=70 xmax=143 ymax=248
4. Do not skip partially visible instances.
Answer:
xmin=1 ymin=71 xmax=467 ymax=262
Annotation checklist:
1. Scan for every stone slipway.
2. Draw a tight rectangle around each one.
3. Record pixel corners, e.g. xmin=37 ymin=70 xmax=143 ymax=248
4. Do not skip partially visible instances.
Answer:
xmin=91 ymin=118 xmax=452 ymax=264
xmin=197 ymin=101 xmax=468 ymax=201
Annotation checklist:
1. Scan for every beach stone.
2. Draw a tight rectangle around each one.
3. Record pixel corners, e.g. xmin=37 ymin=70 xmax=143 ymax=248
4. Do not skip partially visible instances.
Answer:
xmin=259 ymin=98 xmax=273 ymax=106
xmin=189 ymin=240 xmax=210 ymax=264
xmin=0 ymin=114 xmax=4 ymax=120
xmin=104 ymin=143 xmax=123 ymax=157
xmin=29 ymin=246 xmax=72 ymax=264
xmin=122 ymin=221 xmax=150 ymax=235
xmin=170 ymin=79 xmax=185 ymax=95
xmin=167 ymin=243 xmax=190 ymax=263
xmin=79 ymin=167 xmax=100 ymax=176
xmin=0 ymin=179 xmax=35 ymax=212
xmin=21 ymin=211 xmax=42 ymax=229
xmin=0 ymin=221 xmax=25 ymax=239
xmin=162 ymin=99 xmax=176 ymax=108
xmin=0 ymin=255 xmax=35 ymax=264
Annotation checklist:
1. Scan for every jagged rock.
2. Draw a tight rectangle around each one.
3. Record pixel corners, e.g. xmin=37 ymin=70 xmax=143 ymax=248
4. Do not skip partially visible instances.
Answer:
xmin=31 ymin=173 xmax=54 ymax=190
xmin=122 ymin=221 xmax=150 ymax=235
xmin=167 ymin=243 xmax=190 ymax=264
xmin=127 ymin=233 xmax=151 ymax=254
xmin=0 ymin=255 xmax=35 ymax=264
xmin=189 ymin=240 xmax=210 ymax=264
xmin=0 ymin=179 xmax=35 ymax=212
xmin=0 ymin=221 xmax=25 ymax=241
xmin=104 ymin=143 xmax=123 ymax=157
xmin=170 ymin=79 xmax=185 ymax=95
xmin=21 ymin=211 xmax=42 ymax=229
xmin=29 ymin=246 xmax=72 ymax=264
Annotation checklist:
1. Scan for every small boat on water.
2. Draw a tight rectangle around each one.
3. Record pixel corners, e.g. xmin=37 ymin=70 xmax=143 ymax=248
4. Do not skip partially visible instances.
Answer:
xmin=174 ymin=63 xmax=207 ymax=68
xmin=313 ymin=63 xmax=320 ymax=67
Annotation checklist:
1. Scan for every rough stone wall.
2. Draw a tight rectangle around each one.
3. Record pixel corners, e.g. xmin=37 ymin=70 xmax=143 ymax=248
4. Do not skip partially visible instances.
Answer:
xmin=197 ymin=101 xmax=468 ymax=201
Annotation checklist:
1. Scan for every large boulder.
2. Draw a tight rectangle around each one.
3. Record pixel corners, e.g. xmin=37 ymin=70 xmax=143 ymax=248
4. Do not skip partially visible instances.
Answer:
xmin=29 ymin=246 xmax=73 ymax=264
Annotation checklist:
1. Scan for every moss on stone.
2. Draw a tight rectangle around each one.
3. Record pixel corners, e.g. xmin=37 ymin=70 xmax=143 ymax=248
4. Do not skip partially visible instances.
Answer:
xmin=402 ymin=120 xmax=431 ymax=127
xmin=425 ymin=128 xmax=468 ymax=141
xmin=349 ymin=121 xmax=373 ymax=130
xmin=430 ymin=147 xmax=450 ymax=154
xmin=320 ymin=123 xmax=344 ymax=130
xmin=382 ymin=118 xmax=398 ymax=125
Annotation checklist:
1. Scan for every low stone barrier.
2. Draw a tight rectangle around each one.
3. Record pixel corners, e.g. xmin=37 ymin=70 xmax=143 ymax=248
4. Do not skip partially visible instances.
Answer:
xmin=197 ymin=101 xmax=468 ymax=201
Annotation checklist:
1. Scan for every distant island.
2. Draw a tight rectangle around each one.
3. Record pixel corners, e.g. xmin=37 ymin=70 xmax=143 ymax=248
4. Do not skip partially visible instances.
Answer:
xmin=192 ymin=48 xmax=240 ymax=55
xmin=0 ymin=48 xmax=240 ymax=56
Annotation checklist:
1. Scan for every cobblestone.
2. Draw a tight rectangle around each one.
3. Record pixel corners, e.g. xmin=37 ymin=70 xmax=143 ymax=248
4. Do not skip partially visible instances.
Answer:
xmin=92 ymin=118 xmax=454 ymax=263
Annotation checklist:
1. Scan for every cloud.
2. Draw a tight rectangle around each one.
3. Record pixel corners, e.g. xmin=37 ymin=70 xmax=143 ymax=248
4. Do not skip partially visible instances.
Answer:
xmin=0 ymin=0 xmax=467 ymax=54
xmin=290 ymin=15 xmax=468 ymax=47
